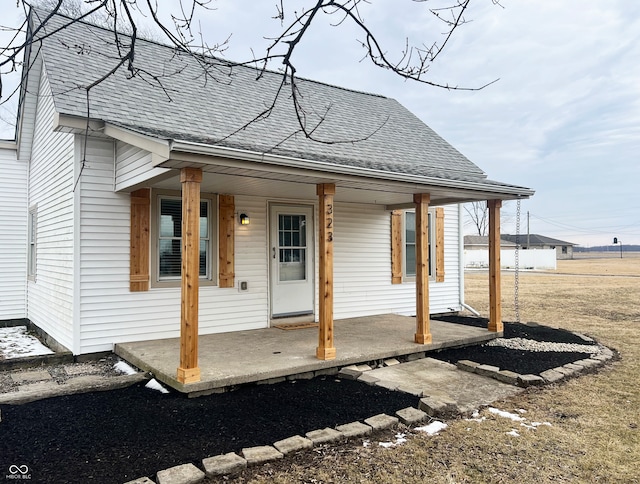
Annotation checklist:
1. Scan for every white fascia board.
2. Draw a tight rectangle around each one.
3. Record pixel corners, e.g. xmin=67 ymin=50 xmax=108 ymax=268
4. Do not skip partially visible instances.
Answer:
xmin=103 ymin=124 xmax=170 ymax=160
xmin=0 ymin=140 xmax=17 ymax=150
xmin=168 ymin=139 xmax=535 ymax=200
xmin=52 ymin=115 xmax=172 ymax=161
xmin=52 ymin=112 xmax=105 ymax=134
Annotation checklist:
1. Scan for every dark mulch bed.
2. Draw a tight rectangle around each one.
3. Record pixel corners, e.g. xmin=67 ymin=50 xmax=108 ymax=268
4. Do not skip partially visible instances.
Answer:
xmin=432 ymin=315 xmax=599 ymax=375
xmin=0 ymin=316 xmax=602 ymax=484
xmin=0 ymin=378 xmax=416 ymax=484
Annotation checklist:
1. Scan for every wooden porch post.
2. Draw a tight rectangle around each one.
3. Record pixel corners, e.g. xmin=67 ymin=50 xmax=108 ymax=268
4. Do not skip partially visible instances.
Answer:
xmin=177 ymin=167 xmax=203 ymax=384
xmin=488 ymin=199 xmax=503 ymax=332
xmin=414 ymin=193 xmax=432 ymax=344
xmin=316 ymin=183 xmax=336 ymax=360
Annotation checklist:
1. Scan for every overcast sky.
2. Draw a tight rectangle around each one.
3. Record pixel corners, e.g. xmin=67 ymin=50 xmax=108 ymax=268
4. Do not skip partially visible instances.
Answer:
xmin=2 ymin=1 xmax=639 ymax=246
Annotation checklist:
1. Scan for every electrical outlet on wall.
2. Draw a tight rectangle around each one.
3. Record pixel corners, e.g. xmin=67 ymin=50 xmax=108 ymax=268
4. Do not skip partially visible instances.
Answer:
xmin=239 ymin=281 xmax=248 ymax=291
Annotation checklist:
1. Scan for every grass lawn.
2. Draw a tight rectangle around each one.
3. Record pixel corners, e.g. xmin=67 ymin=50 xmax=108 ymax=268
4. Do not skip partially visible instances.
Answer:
xmin=226 ymin=253 xmax=640 ymax=483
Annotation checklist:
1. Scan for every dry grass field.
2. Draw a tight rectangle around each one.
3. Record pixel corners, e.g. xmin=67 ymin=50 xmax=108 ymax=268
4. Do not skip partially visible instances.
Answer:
xmin=229 ymin=253 xmax=640 ymax=484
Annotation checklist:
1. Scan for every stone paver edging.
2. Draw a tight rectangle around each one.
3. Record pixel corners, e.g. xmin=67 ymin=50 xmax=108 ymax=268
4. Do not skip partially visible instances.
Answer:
xmin=456 ymin=344 xmax=614 ymax=387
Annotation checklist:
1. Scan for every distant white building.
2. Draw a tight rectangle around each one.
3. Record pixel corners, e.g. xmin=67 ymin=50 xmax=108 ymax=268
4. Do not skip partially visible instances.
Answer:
xmin=502 ymin=234 xmax=576 ymax=260
xmin=464 ymin=235 xmax=556 ymax=270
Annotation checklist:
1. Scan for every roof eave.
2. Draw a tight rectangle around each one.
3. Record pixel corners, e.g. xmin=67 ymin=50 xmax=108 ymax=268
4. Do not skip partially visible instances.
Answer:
xmin=53 ymin=115 xmax=172 ymax=159
xmin=167 ymin=139 xmax=534 ymax=200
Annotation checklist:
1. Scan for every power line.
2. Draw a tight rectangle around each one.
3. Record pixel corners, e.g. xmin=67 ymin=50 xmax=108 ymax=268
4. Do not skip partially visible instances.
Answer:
xmin=529 ymin=213 xmax=639 ymax=237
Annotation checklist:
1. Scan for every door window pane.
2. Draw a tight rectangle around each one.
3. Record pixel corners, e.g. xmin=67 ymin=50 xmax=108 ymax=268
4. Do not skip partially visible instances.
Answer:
xmin=278 ymin=214 xmax=307 ymax=281
xmin=279 ymin=249 xmax=306 ymax=281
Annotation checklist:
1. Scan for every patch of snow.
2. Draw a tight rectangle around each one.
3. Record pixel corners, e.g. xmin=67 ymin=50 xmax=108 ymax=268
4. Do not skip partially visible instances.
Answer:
xmin=488 ymin=407 xmax=526 ymax=422
xmin=520 ymin=423 xmax=537 ymax=430
xmin=378 ymin=433 xmax=407 ymax=448
xmin=0 ymin=326 xmax=54 ymax=359
xmin=113 ymin=361 xmax=137 ymax=375
xmin=394 ymin=433 xmax=407 ymax=445
xmin=506 ymin=429 xmax=521 ymax=437
xmin=145 ymin=378 xmax=169 ymax=393
xmin=362 ymin=440 xmax=370 ymax=447
xmin=531 ymin=422 xmax=552 ymax=427
xmin=517 ymin=409 xmax=528 ymax=414
xmin=415 ymin=421 xmax=448 ymax=436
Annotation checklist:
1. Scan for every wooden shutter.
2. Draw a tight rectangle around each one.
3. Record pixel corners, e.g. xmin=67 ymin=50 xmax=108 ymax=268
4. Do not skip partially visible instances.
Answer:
xmin=391 ymin=210 xmax=403 ymax=284
xmin=130 ymin=188 xmax=150 ymax=291
xmin=435 ymin=207 xmax=445 ymax=282
xmin=218 ymin=194 xmax=235 ymax=288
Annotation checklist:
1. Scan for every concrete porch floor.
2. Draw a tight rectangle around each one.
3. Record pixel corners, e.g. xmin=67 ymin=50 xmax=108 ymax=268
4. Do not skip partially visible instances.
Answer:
xmin=114 ymin=314 xmax=501 ymax=396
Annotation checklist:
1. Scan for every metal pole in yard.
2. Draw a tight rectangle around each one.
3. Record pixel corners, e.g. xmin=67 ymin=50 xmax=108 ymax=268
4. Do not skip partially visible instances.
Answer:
xmin=613 ymin=237 xmax=622 ymax=258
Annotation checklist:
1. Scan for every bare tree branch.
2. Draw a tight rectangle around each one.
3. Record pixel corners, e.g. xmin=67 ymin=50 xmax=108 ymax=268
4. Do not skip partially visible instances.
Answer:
xmin=465 ymin=201 xmax=488 ymax=236
xmin=1 ymin=1 xmax=499 ymax=141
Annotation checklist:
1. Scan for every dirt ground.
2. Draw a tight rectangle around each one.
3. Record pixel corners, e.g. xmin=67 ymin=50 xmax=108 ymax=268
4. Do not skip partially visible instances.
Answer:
xmin=230 ymin=253 xmax=640 ymax=483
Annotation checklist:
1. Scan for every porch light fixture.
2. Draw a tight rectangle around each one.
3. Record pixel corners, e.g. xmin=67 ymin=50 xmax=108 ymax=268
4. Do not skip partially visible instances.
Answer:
xmin=240 ymin=213 xmax=250 ymax=225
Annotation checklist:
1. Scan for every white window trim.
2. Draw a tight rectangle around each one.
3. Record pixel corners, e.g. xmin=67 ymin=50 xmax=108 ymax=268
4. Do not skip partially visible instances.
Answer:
xmin=402 ymin=209 xmax=436 ymax=283
xmin=27 ymin=206 xmax=37 ymax=281
xmin=150 ymin=189 xmax=218 ymax=288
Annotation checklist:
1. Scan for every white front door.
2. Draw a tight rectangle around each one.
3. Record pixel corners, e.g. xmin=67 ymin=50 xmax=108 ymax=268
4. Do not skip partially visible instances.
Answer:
xmin=269 ymin=204 xmax=315 ymax=318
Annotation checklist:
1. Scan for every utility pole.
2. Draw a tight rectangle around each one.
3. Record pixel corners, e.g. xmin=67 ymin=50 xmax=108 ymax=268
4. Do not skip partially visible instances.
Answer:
xmin=527 ymin=211 xmax=530 ymax=249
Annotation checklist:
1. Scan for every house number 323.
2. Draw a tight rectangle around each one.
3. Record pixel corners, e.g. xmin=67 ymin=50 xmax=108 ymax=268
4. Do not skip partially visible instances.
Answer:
xmin=326 ymin=204 xmax=333 ymax=241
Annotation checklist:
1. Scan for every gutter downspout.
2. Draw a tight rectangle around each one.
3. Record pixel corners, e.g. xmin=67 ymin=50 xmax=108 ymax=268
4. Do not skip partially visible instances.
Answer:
xmin=459 ymin=203 xmax=480 ymax=317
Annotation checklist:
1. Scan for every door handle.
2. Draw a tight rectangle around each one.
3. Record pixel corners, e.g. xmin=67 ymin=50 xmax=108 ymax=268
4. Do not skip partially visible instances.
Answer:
xmin=272 ymin=247 xmax=276 ymax=259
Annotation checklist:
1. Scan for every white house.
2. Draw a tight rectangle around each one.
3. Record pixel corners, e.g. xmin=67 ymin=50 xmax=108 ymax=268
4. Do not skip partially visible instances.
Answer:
xmin=463 ymin=236 xmax=556 ymax=270
xmin=501 ymin=234 xmax=576 ymax=260
xmin=0 ymin=10 xmax=533 ymax=384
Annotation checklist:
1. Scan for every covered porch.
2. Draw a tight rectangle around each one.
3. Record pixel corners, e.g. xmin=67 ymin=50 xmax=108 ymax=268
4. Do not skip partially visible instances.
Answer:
xmin=133 ymin=163 xmax=511 ymax=386
xmin=114 ymin=314 xmax=500 ymax=396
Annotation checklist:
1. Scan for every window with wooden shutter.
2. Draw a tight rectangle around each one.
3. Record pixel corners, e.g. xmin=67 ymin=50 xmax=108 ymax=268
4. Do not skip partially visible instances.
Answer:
xmin=390 ymin=207 xmax=444 ymax=283
xmin=130 ymin=188 xmax=150 ymax=291
xmin=218 ymin=195 xmax=235 ymax=288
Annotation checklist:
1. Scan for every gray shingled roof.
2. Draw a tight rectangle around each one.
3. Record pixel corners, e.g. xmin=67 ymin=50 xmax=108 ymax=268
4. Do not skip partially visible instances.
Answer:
xmin=501 ymin=234 xmax=575 ymax=246
xmin=32 ymin=10 xmax=529 ymax=190
xmin=464 ymin=235 xmax=517 ymax=247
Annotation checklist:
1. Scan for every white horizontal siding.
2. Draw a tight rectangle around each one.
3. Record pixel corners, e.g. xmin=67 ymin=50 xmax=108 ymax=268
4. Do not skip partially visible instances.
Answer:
xmin=0 ymin=147 xmax=27 ymax=319
xmin=78 ymin=139 xmax=269 ymax=353
xmin=114 ymin=141 xmax=169 ymax=191
xmin=332 ymin=203 xmax=461 ymax=319
xmin=26 ymin=70 xmax=75 ymax=350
